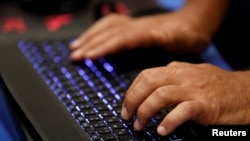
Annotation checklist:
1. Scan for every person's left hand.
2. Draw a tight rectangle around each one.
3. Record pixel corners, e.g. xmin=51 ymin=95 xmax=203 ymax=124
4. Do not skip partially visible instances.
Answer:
xmin=69 ymin=12 xmax=211 ymax=61
xmin=121 ymin=61 xmax=250 ymax=136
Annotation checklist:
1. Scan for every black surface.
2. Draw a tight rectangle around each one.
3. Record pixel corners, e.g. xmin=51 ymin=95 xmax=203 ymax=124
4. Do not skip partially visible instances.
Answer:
xmin=0 ymin=0 xmax=166 ymax=42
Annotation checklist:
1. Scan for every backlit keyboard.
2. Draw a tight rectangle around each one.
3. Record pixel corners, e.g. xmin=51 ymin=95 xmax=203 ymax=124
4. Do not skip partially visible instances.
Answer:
xmin=18 ymin=39 xmax=195 ymax=141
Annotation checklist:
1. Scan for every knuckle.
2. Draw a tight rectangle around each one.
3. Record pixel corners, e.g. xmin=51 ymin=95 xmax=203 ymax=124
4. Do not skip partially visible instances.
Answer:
xmin=167 ymin=61 xmax=181 ymax=68
xmin=137 ymin=105 xmax=151 ymax=118
xmin=154 ymin=86 xmax=177 ymax=101
xmin=106 ymin=13 xmax=120 ymax=19
xmin=138 ymin=69 xmax=156 ymax=86
xmin=154 ymin=87 xmax=169 ymax=100
xmin=106 ymin=13 xmax=129 ymax=21
xmin=183 ymin=102 xmax=196 ymax=114
xmin=125 ymin=94 xmax=137 ymax=105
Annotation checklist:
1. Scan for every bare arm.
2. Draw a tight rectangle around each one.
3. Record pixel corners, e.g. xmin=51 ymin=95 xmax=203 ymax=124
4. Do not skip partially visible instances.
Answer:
xmin=182 ymin=0 xmax=230 ymax=40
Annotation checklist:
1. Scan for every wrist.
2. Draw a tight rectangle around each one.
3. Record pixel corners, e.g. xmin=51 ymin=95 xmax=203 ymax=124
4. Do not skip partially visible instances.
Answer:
xmin=179 ymin=0 xmax=230 ymax=36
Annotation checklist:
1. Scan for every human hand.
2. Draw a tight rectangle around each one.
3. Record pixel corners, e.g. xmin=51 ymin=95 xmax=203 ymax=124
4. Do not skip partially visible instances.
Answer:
xmin=121 ymin=61 xmax=250 ymax=136
xmin=69 ymin=11 xmax=211 ymax=61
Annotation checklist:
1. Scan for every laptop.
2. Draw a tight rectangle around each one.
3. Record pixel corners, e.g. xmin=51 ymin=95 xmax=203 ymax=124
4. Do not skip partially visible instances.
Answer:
xmin=0 ymin=39 xmax=205 ymax=141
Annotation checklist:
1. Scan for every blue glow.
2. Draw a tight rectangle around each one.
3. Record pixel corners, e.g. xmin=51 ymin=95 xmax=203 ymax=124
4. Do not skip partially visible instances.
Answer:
xmin=48 ymin=71 xmax=54 ymax=77
xmin=109 ymin=88 xmax=116 ymax=94
xmin=103 ymin=99 xmax=108 ymax=104
xmin=115 ymin=94 xmax=121 ymax=100
xmin=33 ymin=63 xmax=39 ymax=69
xmin=18 ymin=40 xmax=25 ymax=48
xmin=45 ymin=45 xmax=52 ymax=52
xmin=53 ymin=56 xmax=61 ymax=63
xmin=100 ymin=77 xmax=106 ymax=82
xmin=61 ymin=67 xmax=67 ymax=73
xmin=105 ymin=82 xmax=112 ymax=88
xmin=53 ymin=76 xmax=58 ymax=82
xmin=121 ymin=83 xmax=127 ymax=88
xmin=78 ymin=69 xmax=85 ymax=76
xmin=57 ymin=82 xmax=62 ymax=88
xmin=71 ymin=100 xmax=76 ymax=105
xmin=88 ymin=81 xmax=94 ymax=87
xmin=95 ymin=71 xmax=102 ymax=77
xmin=65 ymin=72 xmax=72 ymax=79
xmin=156 ymin=0 xmax=184 ymax=10
xmin=103 ymin=62 xmax=114 ymax=72
xmin=85 ymin=59 xmax=93 ymax=67
xmin=76 ymin=106 xmax=81 ymax=111
xmin=107 ymin=105 xmax=112 ymax=110
xmin=200 ymin=44 xmax=232 ymax=71
xmin=66 ymin=94 xmax=72 ymax=99
xmin=45 ymin=79 xmax=51 ymax=85
xmin=83 ymin=95 xmax=89 ymax=101
xmin=79 ymin=90 xmax=84 ymax=95
xmin=31 ymin=47 xmax=38 ymax=53
xmin=37 ymin=55 xmax=43 ymax=63
xmin=97 ymin=92 xmax=104 ymax=98
xmin=82 ymin=74 xmax=89 ymax=81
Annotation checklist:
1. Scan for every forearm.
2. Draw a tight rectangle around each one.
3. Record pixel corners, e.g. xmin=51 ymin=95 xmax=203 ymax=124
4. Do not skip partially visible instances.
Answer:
xmin=180 ymin=0 xmax=231 ymax=36
xmin=232 ymin=70 xmax=250 ymax=123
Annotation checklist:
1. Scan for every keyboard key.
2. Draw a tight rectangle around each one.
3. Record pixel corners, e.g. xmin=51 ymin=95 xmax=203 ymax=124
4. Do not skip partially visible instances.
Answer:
xmin=89 ymin=134 xmax=101 ymax=141
xmin=100 ymin=133 xmax=117 ymax=140
xmin=110 ymin=123 xmax=124 ymax=129
xmin=92 ymin=121 xmax=106 ymax=128
xmin=18 ymin=39 xmax=199 ymax=141
xmin=95 ymin=127 xmax=112 ymax=134
xmin=118 ymin=135 xmax=135 ymax=141
xmin=114 ymin=128 xmax=130 ymax=136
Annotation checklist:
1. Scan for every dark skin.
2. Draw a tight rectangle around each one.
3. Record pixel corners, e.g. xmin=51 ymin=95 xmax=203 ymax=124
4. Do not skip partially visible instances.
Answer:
xmin=69 ymin=0 xmax=250 ymax=137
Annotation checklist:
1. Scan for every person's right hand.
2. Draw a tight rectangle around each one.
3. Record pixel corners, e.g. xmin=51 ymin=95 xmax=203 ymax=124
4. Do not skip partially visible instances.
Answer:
xmin=121 ymin=61 xmax=250 ymax=136
xmin=69 ymin=11 xmax=212 ymax=61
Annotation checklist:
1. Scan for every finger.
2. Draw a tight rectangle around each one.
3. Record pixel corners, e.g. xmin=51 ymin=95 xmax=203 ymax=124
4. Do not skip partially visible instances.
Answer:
xmin=121 ymin=67 xmax=179 ymax=120
xmin=157 ymin=101 xmax=201 ymax=136
xmin=70 ymin=14 xmax=130 ymax=49
xmin=83 ymin=28 xmax=152 ymax=59
xmin=70 ymin=26 xmax=125 ymax=60
xmin=134 ymin=85 xmax=186 ymax=130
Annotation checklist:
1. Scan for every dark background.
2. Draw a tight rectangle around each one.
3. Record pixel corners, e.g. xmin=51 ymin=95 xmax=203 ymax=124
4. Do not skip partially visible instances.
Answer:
xmin=1 ymin=0 xmax=249 ymax=69
xmin=0 ymin=0 xmax=250 ymax=140
xmin=0 ymin=0 xmax=164 ymax=44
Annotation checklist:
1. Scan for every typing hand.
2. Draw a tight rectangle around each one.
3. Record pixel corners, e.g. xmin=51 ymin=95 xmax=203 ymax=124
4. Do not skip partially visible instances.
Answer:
xmin=121 ymin=61 xmax=250 ymax=136
xmin=69 ymin=12 xmax=210 ymax=61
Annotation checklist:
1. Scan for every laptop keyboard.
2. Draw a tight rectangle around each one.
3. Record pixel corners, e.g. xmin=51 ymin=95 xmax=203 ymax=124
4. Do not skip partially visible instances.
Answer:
xmin=18 ymin=39 xmax=196 ymax=141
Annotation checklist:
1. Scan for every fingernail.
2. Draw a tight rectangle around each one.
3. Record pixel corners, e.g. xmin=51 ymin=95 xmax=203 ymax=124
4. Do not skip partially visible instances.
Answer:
xmin=157 ymin=126 xmax=167 ymax=136
xmin=134 ymin=119 xmax=141 ymax=130
xmin=70 ymin=40 xmax=80 ymax=48
xmin=71 ymin=51 xmax=82 ymax=59
xmin=121 ymin=106 xmax=128 ymax=119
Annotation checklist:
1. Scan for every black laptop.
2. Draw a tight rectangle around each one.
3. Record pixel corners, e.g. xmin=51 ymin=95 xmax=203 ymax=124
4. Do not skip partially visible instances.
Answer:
xmin=0 ymin=39 xmax=205 ymax=141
